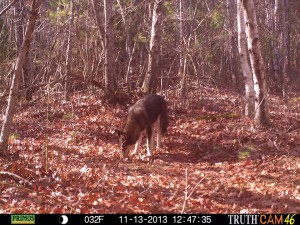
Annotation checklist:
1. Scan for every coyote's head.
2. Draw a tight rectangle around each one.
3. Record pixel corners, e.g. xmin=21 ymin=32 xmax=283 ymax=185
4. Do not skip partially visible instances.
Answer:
xmin=115 ymin=129 xmax=131 ymax=158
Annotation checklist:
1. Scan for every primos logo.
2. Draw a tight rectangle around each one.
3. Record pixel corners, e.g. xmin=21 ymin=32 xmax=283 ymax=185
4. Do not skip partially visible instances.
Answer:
xmin=11 ymin=215 xmax=35 ymax=224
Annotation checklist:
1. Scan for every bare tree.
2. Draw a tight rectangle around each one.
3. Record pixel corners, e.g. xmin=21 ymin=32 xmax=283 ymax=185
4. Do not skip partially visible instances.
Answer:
xmin=0 ymin=0 xmax=43 ymax=152
xmin=64 ymin=0 xmax=74 ymax=101
xmin=92 ymin=0 xmax=104 ymax=50
xmin=282 ymin=0 xmax=288 ymax=98
xmin=116 ymin=0 xmax=136 ymax=91
xmin=273 ymin=0 xmax=280 ymax=81
xmin=14 ymin=0 xmax=32 ymax=101
xmin=241 ymin=0 xmax=270 ymax=126
xmin=0 ymin=0 xmax=19 ymax=17
xmin=179 ymin=0 xmax=187 ymax=100
xmin=142 ymin=0 xmax=163 ymax=94
xmin=226 ymin=0 xmax=239 ymax=88
xmin=103 ymin=0 xmax=116 ymax=95
xmin=237 ymin=0 xmax=254 ymax=117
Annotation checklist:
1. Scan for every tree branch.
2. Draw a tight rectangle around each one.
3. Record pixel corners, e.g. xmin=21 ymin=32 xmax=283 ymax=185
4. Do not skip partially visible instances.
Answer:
xmin=0 ymin=0 xmax=19 ymax=17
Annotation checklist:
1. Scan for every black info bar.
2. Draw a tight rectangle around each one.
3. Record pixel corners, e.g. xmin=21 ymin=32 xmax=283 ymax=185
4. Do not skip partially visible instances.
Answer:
xmin=3 ymin=214 xmax=299 ymax=225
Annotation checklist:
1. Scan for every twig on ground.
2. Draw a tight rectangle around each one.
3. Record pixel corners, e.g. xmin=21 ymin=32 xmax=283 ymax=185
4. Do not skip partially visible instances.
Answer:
xmin=181 ymin=168 xmax=205 ymax=213
xmin=0 ymin=171 xmax=31 ymax=184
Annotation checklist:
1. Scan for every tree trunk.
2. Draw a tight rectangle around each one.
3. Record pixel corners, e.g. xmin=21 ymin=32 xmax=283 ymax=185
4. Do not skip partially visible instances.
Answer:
xmin=23 ymin=53 xmax=32 ymax=101
xmin=92 ymin=0 xmax=104 ymax=49
xmin=0 ymin=0 xmax=42 ymax=152
xmin=273 ymin=0 xmax=280 ymax=81
xmin=103 ymin=0 xmax=116 ymax=95
xmin=237 ymin=0 xmax=254 ymax=117
xmin=227 ymin=0 xmax=239 ymax=89
xmin=64 ymin=0 xmax=74 ymax=101
xmin=116 ymin=0 xmax=135 ymax=91
xmin=282 ymin=0 xmax=288 ymax=99
xmin=241 ymin=0 xmax=270 ymax=126
xmin=14 ymin=1 xmax=23 ymax=51
xmin=263 ymin=0 xmax=274 ymax=80
xmin=14 ymin=0 xmax=32 ymax=101
xmin=142 ymin=0 xmax=163 ymax=94
xmin=179 ymin=0 xmax=186 ymax=100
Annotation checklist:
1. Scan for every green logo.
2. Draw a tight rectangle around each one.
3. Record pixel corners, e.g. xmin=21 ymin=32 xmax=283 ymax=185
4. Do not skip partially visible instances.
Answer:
xmin=11 ymin=215 xmax=35 ymax=224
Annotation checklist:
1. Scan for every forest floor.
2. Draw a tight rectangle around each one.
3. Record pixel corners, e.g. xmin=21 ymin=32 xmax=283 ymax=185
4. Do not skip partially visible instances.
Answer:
xmin=0 ymin=86 xmax=299 ymax=213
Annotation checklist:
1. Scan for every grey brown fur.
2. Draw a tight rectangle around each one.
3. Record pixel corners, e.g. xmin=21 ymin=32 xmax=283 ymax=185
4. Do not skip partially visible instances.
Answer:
xmin=115 ymin=94 xmax=168 ymax=158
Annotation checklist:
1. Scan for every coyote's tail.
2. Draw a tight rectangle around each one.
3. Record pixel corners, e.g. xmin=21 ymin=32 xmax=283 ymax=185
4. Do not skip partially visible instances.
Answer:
xmin=160 ymin=100 xmax=168 ymax=134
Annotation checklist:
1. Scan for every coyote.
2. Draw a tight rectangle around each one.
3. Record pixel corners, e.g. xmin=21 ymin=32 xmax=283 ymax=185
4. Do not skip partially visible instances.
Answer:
xmin=115 ymin=94 xmax=168 ymax=159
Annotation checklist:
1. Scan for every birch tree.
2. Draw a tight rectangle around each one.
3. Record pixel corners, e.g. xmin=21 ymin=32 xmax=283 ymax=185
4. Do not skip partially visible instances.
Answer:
xmin=241 ymin=0 xmax=270 ymax=126
xmin=237 ymin=0 xmax=254 ymax=117
xmin=0 ymin=0 xmax=43 ymax=152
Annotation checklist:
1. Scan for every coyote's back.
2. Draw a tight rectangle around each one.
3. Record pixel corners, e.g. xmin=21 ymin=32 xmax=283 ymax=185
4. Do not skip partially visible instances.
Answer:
xmin=115 ymin=94 xmax=168 ymax=159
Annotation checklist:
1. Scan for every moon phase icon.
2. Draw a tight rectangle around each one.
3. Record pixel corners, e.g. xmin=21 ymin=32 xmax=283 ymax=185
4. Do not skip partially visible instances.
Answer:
xmin=59 ymin=215 xmax=69 ymax=224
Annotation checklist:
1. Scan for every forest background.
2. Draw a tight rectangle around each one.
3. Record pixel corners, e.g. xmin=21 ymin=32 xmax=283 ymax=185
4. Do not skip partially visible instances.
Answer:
xmin=0 ymin=0 xmax=299 ymax=213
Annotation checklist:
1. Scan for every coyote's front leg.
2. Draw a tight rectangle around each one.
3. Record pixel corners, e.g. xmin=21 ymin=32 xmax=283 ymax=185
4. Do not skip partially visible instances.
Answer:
xmin=133 ymin=134 xmax=142 ymax=155
xmin=146 ymin=127 xmax=154 ymax=157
